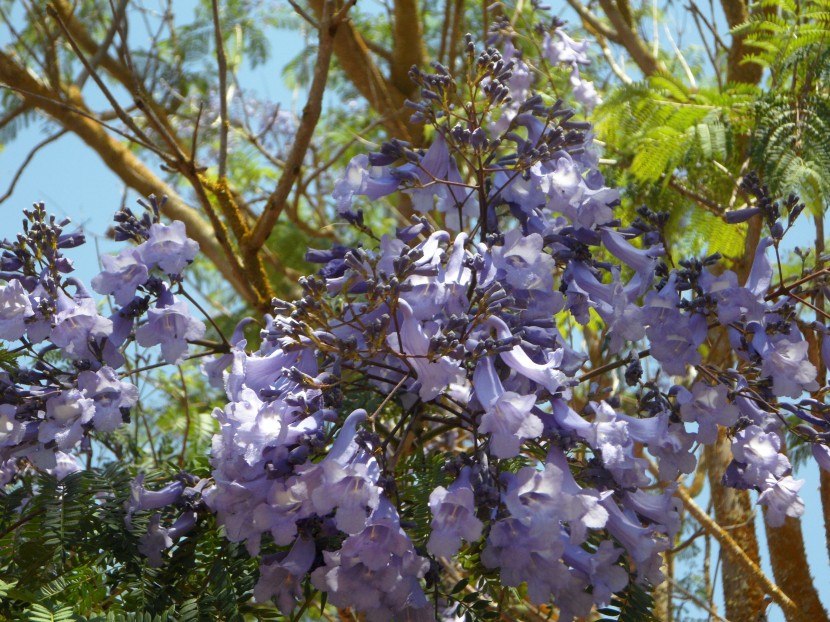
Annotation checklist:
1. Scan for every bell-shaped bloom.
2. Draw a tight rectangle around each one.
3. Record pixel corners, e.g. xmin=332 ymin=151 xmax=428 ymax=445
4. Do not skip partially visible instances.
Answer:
xmin=0 ymin=404 xmax=25 ymax=447
xmin=562 ymin=540 xmax=627 ymax=608
xmin=51 ymin=295 xmax=120 ymax=366
xmin=140 ymin=221 xmax=199 ymax=275
xmin=481 ymin=516 xmax=574 ymax=608
xmin=758 ymin=475 xmax=805 ymax=527
xmin=125 ymin=473 xmax=186 ymax=528
xmin=254 ymin=537 xmax=316 ymax=613
xmin=677 ymin=382 xmax=739 ymax=444
xmin=757 ymin=333 xmax=819 ymax=398
xmin=138 ymin=510 xmax=197 ymax=567
xmin=543 ymin=29 xmax=590 ymax=66
xmin=730 ymin=425 xmax=790 ymax=488
xmin=473 ymin=357 xmax=543 ymax=458
xmin=481 ymin=316 xmax=567 ymax=395
xmin=427 ymin=468 xmax=483 ymax=557
xmin=38 ymin=389 xmax=95 ymax=450
xmin=386 ymin=300 xmax=464 ymax=401
xmin=77 ymin=367 xmax=138 ymax=433
xmin=91 ymin=247 xmax=149 ymax=306
xmin=333 ymin=154 xmax=400 ymax=213
xmin=136 ymin=297 xmax=206 ymax=364
xmin=0 ymin=278 xmax=33 ymax=340
xmin=310 ymin=498 xmax=430 ymax=621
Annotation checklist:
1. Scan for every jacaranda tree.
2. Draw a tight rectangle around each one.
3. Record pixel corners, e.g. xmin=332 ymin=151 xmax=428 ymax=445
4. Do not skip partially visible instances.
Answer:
xmin=1 ymin=1 xmax=829 ymax=621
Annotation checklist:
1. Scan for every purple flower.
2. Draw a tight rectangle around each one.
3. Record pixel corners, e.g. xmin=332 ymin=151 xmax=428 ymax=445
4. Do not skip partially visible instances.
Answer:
xmin=50 ymin=295 xmax=122 ymax=367
xmin=139 ymin=510 xmax=197 ymax=567
xmin=77 ymin=367 xmax=138 ymax=433
xmin=730 ymin=425 xmax=790 ymax=488
xmin=0 ymin=404 xmax=25 ymax=447
xmin=39 ymin=389 xmax=95 ymax=450
xmin=47 ymin=452 xmax=83 ymax=480
xmin=473 ymin=357 xmax=543 ymax=458
xmin=125 ymin=473 xmax=185 ymax=528
xmin=563 ymin=540 xmax=627 ymax=608
xmin=140 ymin=221 xmax=199 ymax=275
xmin=490 ymin=229 xmax=563 ymax=317
xmin=427 ymin=468 xmax=483 ymax=557
xmin=599 ymin=228 xmax=663 ymax=297
xmin=757 ymin=334 xmax=819 ymax=398
xmin=254 ymin=537 xmax=316 ymax=613
xmin=310 ymin=498 xmax=429 ymax=621
xmin=0 ymin=278 xmax=33 ymax=340
xmin=758 ymin=475 xmax=805 ymax=527
xmin=812 ymin=444 xmax=830 ymax=473
xmin=135 ymin=298 xmax=206 ymax=364
xmin=543 ymin=30 xmax=590 ymax=66
xmin=481 ymin=316 xmax=567 ymax=395
xmin=569 ymin=69 xmax=600 ymax=110
xmin=91 ymin=248 xmax=149 ymax=306
xmin=677 ymin=382 xmax=739 ymax=444
xmin=386 ymin=300 xmax=464 ymax=401
xmin=333 ymin=154 xmax=400 ymax=213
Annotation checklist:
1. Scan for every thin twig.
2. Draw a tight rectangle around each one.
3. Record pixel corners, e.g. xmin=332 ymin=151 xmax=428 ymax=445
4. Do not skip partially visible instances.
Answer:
xmin=0 ymin=129 xmax=67 ymax=203
xmin=666 ymin=576 xmax=731 ymax=622
xmin=245 ymin=0 xmax=345 ymax=251
xmin=46 ymin=4 xmax=162 ymax=161
xmin=177 ymin=366 xmax=191 ymax=467
xmin=211 ymin=0 xmax=229 ymax=179
xmin=76 ymin=0 xmax=128 ymax=87
xmin=675 ymin=484 xmax=798 ymax=618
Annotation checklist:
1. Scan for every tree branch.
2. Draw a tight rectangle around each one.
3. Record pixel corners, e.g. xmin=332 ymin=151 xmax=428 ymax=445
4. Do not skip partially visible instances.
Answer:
xmin=0 ymin=49 xmax=258 ymax=307
xmin=390 ymin=0 xmax=425 ymax=98
xmin=676 ymin=483 xmax=798 ymax=619
xmin=245 ymin=0 xmax=343 ymax=252
xmin=210 ymin=0 xmax=229 ymax=180
xmin=0 ymin=129 xmax=67 ymax=204
xmin=305 ymin=0 xmax=413 ymax=141
xmin=597 ymin=0 xmax=664 ymax=76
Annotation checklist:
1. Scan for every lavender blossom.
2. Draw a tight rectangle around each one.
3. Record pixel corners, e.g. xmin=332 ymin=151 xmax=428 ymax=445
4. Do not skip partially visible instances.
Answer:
xmin=0 ymin=278 xmax=33 ymax=340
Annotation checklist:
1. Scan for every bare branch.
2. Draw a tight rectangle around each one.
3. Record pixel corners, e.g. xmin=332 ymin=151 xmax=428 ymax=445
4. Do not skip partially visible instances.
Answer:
xmin=676 ymin=484 xmax=798 ymax=619
xmin=597 ymin=0 xmax=664 ymax=76
xmin=210 ymin=0 xmax=230 ymax=180
xmin=75 ymin=0 xmax=128 ymax=88
xmin=0 ymin=129 xmax=67 ymax=203
xmin=245 ymin=0 xmax=344 ymax=251
xmin=563 ymin=0 xmax=619 ymax=43
xmin=0 ymin=49 xmax=258 ymax=306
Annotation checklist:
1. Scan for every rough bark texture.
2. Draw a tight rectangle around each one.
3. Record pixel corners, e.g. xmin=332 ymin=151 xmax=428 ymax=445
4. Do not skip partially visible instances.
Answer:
xmin=765 ymin=502 xmax=829 ymax=621
xmin=721 ymin=0 xmax=765 ymax=85
xmin=704 ymin=432 xmax=767 ymax=620
xmin=307 ymin=0 xmax=418 ymax=142
xmin=704 ymin=217 xmax=767 ymax=622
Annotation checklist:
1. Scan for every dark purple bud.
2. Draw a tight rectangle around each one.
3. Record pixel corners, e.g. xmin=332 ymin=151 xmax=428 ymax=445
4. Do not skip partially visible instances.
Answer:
xmin=724 ymin=207 xmax=761 ymax=224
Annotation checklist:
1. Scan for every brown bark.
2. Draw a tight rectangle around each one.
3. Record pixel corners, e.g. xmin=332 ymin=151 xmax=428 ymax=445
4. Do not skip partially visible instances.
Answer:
xmin=704 ymin=431 xmax=767 ymax=620
xmin=702 ymin=214 xmax=768 ymax=621
xmin=307 ymin=0 xmax=416 ymax=142
xmin=390 ymin=0 xmax=425 ymax=101
xmin=721 ymin=0 xmax=765 ymax=85
xmin=596 ymin=0 xmax=664 ymax=77
xmin=765 ymin=499 xmax=829 ymax=621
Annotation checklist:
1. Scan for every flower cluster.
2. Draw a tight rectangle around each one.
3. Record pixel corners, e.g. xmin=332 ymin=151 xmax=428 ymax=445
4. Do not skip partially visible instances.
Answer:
xmin=0 ymin=198 xmax=205 ymax=492
xmin=199 ymin=24 xmax=830 ymax=620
